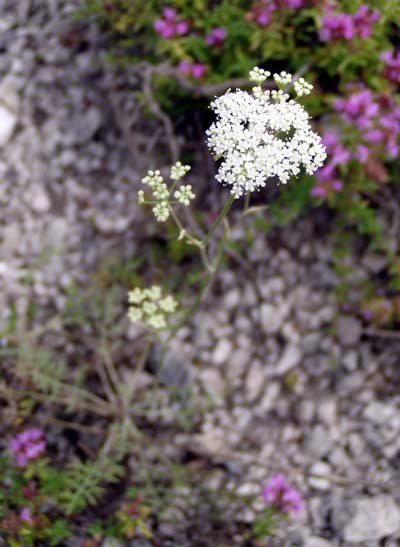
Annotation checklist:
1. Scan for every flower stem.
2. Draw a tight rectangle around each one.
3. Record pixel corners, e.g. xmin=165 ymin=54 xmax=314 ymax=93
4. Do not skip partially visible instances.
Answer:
xmin=202 ymin=194 xmax=235 ymax=248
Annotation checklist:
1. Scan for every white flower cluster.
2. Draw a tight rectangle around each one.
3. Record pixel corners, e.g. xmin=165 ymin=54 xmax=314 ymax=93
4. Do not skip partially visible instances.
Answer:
xmin=249 ymin=67 xmax=271 ymax=85
xmin=139 ymin=163 xmax=194 ymax=222
xmin=174 ymin=185 xmax=195 ymax=206
xmin=127 ymin=285 xmax=178 ymax=330
xmin=293 ymin=77 xmax=313 ymax=97
xmin=206 ymin=68 xmax=326 ymax=198
xmin=171 ymin=161 xmax=191 ymax=181
xmin=273 ymin=71 xmax=292 ymax=87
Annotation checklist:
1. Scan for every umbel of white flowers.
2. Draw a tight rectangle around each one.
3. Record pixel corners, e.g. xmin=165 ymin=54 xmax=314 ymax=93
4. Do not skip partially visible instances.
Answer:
xmin=206 ymin=67 xmax=327 ymax=199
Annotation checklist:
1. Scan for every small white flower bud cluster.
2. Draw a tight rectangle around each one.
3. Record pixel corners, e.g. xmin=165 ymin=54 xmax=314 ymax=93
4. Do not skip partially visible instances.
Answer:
xmin=273 ymin=71 xmax=292 ymax=87
xmin=127 ymin=285 xmax=178 ymax=330
xmin=249 ymin=67 xmax=271 ymax=85
xmin=293 ymin=77 xmax=313 ymax=97
xmin=139 ymin=162 xmax=194 ymax=222
xmin=174 ymin=185 xmax=195 ymax=206
xmin=206 ymin=67 xmax=326 ymax=199
xmin=171 ymin=161 xmax=191 ymax=181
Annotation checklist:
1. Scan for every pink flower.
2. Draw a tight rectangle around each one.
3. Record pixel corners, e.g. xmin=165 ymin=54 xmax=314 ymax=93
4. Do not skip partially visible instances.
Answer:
xmin=20 ymin=507 xmax=33 ymax=524
xmin=353 ymin=4 xmax=379 ymax=38
xmin=354 ymin=144 xmax=369 ymax=163
xmin=319 ymin=5 xmax=379 ymax=42
xmin=381 ymin=50 xmax=400 ymax=85
xmin=205 ymin=27 xmax=227 ymax=48
xmin=10 ymin=428 xmax=46 ymax=467
xmin=178 ymin=61 xmax=207 ymax=79
xmin=319 ymin=13 xmax=355 ymax=41
xmin=191 ymin=63 xmax=207 ymax=79
xmin=261 ymin=474 xmax=303 ymax=514
xmin=153 ymin=8 xmax=189 ymax=39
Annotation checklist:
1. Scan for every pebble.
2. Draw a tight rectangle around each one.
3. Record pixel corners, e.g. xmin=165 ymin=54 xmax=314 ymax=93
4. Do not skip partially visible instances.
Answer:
xmin=212 ymin=338 xmax=233 ymax=365
xmin=334 ymin=495 xmax=400 ymax=542
xmin=0 ymin=103 xmax=17 ymax=146
xmin=307 ymin=461 xmax=331 ymax=491
xmin=336 ymin=316 xmax=362 ymax=347
xmin=260 ymin=301 xmax=288 ymax=334
xmin=275 ymin=344 xmax=302 ymax=375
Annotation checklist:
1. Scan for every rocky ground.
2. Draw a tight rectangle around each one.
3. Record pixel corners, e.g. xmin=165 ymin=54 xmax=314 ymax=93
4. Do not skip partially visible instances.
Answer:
xmin=1 ymin=1 xmax=400 ymax=546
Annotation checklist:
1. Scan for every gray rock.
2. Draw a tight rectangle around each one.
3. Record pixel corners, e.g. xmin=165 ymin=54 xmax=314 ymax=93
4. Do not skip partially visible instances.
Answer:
xmin=305 ymin=425 xmax=332 ymax=458
xmin=199 ymin=368 xmax=225 ymax=402
xmin=334 ymin=495 xmax=400 ymax=542
xmin=275 ymin=344 xmax=302 ymax=374
xmin=0 ymin=103 xmax=17 ymax=146
xmin=303 ymin=538 xmax=332 ymax=547
xmin=245 ymin=360 xmax=266 ymax=401
xmin=147 ymin=345 xmax=192 ymax=388
xmin=260 ymin=301 xmax=289 ymax=334
xmin=364 ymin=401 xmax=397 ymax=425
xmin=336 ymin=316 xmax=362 ymax=347
xmin=307 ymin=461 xmax=332 ymax=490
xmin=31 ymin=187 xmax=51 ymax=213
xmin=212 ymin=338 xmax=233 ymax=365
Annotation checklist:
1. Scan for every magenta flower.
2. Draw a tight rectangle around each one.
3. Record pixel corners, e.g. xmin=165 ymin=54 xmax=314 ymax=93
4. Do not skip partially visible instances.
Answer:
xmin=381 ymin=50 xmax=400 ymax=85
xmin=261 ymin=474 xmax=303 ymax=514
xmin=353 ymin=4 xmax=379 ymax=38
xmin=20 ymin=507 xmax=33 ymax=524
xmin=247 ymin=0 xmax=303 ymax=26
xmin=178 ymin=60 xmax=207 ymax=79
xmin=153 ymin=8 xmax=189 ymax=39
xmin=205 ymin=27 xmax=227 ymax=48
xmin=354 ymin=144 xmax=369 ymax=163
xmin=319 ymin=12 xmax=355 ymax=42
xmin=319 ymin=5 xmax=379 ymax=42
xmin=10 ymin=428 xmax=46 ymax=467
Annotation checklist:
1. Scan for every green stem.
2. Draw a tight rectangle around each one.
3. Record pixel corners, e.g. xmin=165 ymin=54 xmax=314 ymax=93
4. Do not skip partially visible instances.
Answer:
xmin=202 ymin=194 xmax=235 ymax=248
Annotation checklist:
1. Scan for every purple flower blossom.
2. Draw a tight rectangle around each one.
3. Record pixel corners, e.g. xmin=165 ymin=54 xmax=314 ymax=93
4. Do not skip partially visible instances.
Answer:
xmin=20 ymin=507 xmax=33 ymax=524
xmin=247 ymin=0 xmax=303 ymax=27
xmin=10 ymin=428 xmax=46 ymax=467
xmin=319 ymin=4 xmax=379 ymax=42
xmin=205 ymin=28 xmax=227 ymax=48
xmin=319 ymin=13 xmax=355 ymax=42
xmin=381 ymin=50 xmax=400 ymax=85
xmin=153 ymin=8 xmax=189 ymax=39
xmin=354 ymin=144 xmax=369 ymax=164
xmin=178 ymin=60 xmax=207 ymax=79
xmin=353 ymin=4 xmax=379 ymax=38
xmin=261 ymin=474 xmax=303 ymax=514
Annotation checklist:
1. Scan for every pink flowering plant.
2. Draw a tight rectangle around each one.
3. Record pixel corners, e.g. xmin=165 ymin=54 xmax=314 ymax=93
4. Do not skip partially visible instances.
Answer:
xmin=253 ymin=474 xmax=304 ymax=538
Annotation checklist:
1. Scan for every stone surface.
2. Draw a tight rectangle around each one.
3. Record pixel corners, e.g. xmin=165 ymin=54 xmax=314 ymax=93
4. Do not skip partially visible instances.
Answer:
xmin=336 ymin=316 xmax=362 ymax=347
xmin=0 ymin=103 xmax=17 ymax=146
xmin=334 ymin=496 xmax=400 ymax=542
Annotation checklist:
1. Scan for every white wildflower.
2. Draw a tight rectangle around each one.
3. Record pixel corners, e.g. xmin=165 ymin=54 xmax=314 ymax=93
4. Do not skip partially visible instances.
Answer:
xmin=144 ymin=285 xmax=162 ymax=301
xmin=128 ymin=288 xmax=145 ymax=304
xmin=273 ymin=71 xmax=292 ymax=87
xmin=153 ymin=201 xmax=170 ymax=222
xmin=249 ymin=67 xmax=271 ymax=85
xmin=147 ymin=314 xmax=167 ymax=330
xmin=206 ymin=68 xmax=326 ymax=199
xmin=153 ymin=183 xmax=169 ymax=201
xmin=171 ymin=162 xmax=191 ymax=181
xmin=294 ymin=77 xmax=313 ymax=97
xmin=159 ymin=295 xmax=178 ymax=313
xmin=127 ymin=307 xmax=143 ymax=322
xmin=174 ymin=185 xmax=195 ymax=206
xmin=127 ymin=285 xmax=178 ymax=330
xmin=142 ymin=170 xmax=163 ymax=187
xmin=138 ymin=190 xmax=145 ymax=205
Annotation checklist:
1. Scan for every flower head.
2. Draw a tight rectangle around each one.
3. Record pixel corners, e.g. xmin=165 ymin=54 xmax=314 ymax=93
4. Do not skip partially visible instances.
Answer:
xmin=261 ymin=474 xmax=303 ymax=514
xmin=206 ymin=27 xmax=226 ymax=48
xmin=20 ymin=507 xmax=33 ymax=524
xmin=206 ymin=68 xmax=326 ymax=198
xmin=153 ymin=8 xmax=189 ymax=39
xmin=127 ymin=286 xmax=178 ymax=330
xmin=10 ymin=428 xmax=46 ymax=467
